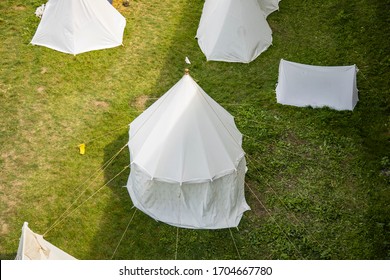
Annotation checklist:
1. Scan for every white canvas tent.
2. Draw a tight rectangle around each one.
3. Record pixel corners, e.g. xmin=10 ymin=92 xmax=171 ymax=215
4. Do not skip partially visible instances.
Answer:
xmin=31 ymin=0 xmax=126 ymax=55
xmin=126 ymin=71 xmax=250 ymax=229
xmin=16 ymin=222 xmax=76 ymax=260
xmin=196 ymin=0 xmax=280 ymax=63
xmin=276 ymin=59 xmax=359 ymax=111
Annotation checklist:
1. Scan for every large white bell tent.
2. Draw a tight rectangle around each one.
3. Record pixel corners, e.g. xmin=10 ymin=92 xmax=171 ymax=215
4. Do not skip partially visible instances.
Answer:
xmin=196 ymin=0 xmax=280 ymax=63
xmin=31 ymin=0 xmax=126 ymax=55
xmin=16 ymin=222 xmax=76 ymax=260
xmin=126 ymin=71 xmax=250 ymax=229
xmin=276 ymin=59 xmax=359 ymax=111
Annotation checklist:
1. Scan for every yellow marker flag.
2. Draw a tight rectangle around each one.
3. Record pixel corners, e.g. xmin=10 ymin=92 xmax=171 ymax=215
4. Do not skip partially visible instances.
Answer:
xmin=78 ymin=144 xmax=86 ymax=155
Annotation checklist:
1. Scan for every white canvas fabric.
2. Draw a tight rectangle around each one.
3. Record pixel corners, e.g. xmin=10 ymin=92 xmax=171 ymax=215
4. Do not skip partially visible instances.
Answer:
xmin=196 ymin=0 xmax=280 ymax=63
xmin=127 ymin=73 xmax=250 ymax=229
xmin=257 ymin=0 xmax=281 ymax=17
xmin=276 ymin=59 xmax=359 ymax=111
xmin=31 ymin=0 xmax=126 ymax=55
xmin=16 ymin=222 xmax=76 ymax=260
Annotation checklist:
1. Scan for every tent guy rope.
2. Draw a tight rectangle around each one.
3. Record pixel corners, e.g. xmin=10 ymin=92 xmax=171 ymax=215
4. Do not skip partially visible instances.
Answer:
xmin=228 ymin=228 xmax=241 ymax=260
xmin=44 ymin=165 xmax=130 ymax=237
xmin=41 ymin=143 xmax=128 ymax=236
xmin=70 ymin=143 xmax=128 ymax=197
xmin=246 ymin=155 xmax=323 ymax=250
xmin=244 ymin=181 xmax=304 ymax=259
xmin=111 ymin=208 xmax=138 ymax=259
xmin=175 ymin=227 xmax=179 ymax=260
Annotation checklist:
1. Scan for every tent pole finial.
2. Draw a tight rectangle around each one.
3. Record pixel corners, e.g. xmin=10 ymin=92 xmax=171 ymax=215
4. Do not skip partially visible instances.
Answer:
xmin=184 ymin=68 xmax=190 ymax=75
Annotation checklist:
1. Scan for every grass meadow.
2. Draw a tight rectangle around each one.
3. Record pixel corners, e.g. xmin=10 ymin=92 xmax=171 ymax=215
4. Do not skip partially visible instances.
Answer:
xmin=0 ymin=0 xmax=389 ymax=259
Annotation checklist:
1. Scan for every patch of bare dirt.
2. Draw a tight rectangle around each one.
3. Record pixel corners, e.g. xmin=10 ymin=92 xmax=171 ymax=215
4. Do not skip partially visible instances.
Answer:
xmin=0 ymin=221 xmax=9 ymax=235
xmin=285 ymin=131 xmax=307 ymax=146
xmin=1 ymin=150 xmax=17 ymax=171
xmin=92 ymin=100 xmax=110 ymax=109
xmin=37 ymin=86 xmax=45 ymax=93
xmin=132 ymin=95 xmax=148 ymax=110
xmin=14 ymin=5 xmax=26 ymax=11
xmin=245 ymin=181 xmax=267 ymax=218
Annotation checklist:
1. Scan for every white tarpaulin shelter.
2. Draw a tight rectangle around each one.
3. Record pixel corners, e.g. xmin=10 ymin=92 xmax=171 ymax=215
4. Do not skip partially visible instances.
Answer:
xmin=16 ymin=222 xmax=76 ymax=260
xmin=196 ymin=0 xmax=280 ymax=63
xmin=276 ymin=59 xmax=359 ymax=111
xmin=31 ymin=0 xmax=126 ymax=55
xmin=126 ymin=71 xmax=250 ymax=229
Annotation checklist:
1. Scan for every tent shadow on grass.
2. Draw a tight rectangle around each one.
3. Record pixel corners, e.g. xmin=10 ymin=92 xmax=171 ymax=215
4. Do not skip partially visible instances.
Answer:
xmin=95 ymin=132 xmax=200 ymax=260
xmin=89 ymin=0 xmax=251 ymax=260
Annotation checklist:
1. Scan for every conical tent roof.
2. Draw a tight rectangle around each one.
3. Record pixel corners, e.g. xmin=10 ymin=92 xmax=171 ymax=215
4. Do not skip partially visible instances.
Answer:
xmin=196 ymin=0 xmax=279 ymax=63
xmin=129 ymin=73 xmax=245 ymax=184
xmin=31 ymin=0 xmax=126 ymax=55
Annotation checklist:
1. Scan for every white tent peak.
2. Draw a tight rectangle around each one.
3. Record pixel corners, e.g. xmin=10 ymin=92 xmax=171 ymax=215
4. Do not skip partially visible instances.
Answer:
xmin=31 ymin=0 xmax=126 ymax=55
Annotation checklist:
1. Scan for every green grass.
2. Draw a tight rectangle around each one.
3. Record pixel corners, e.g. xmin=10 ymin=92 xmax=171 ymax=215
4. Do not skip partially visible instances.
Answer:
xmin=0 ymin=0 xmax=389 ymax=260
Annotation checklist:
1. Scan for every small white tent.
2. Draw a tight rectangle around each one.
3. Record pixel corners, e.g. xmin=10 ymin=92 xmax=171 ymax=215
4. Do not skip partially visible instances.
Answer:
xmin=16 ymin=222 xmax=76 ymax=260
xmin=276 ymin=59 xmax=359 ymax=111
xmin=196 ymin=0 xmax=280 ymax=63
xmin=31 ymin=0 xmax=126 ymax=55
xmin=126 ymin=71 xmax=250 ymax=229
